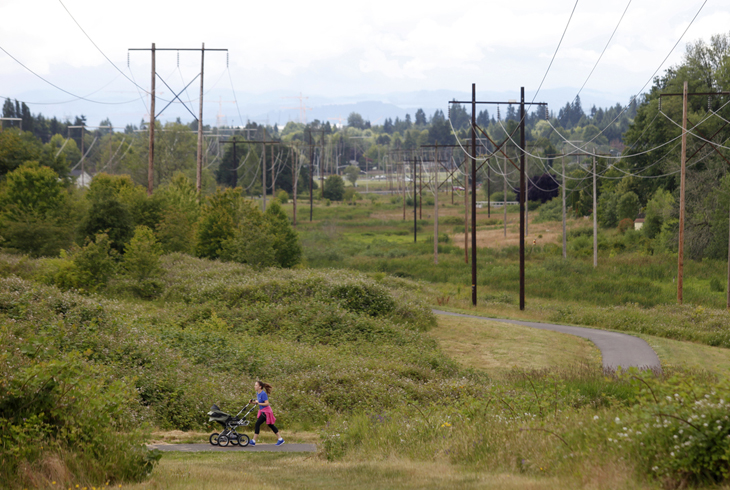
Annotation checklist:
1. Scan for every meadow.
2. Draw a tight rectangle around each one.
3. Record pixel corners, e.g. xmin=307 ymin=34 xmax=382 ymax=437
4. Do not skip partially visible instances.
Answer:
xmin=3 ymin=193 xmax=730 ymax=489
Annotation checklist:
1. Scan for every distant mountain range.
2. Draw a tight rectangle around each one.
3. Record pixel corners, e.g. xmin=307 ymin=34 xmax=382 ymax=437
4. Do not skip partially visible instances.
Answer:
xmin=12 ymin=87 xmax=632 ymax=129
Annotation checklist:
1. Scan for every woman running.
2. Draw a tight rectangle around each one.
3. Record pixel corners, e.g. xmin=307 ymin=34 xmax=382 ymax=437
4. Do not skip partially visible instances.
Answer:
xmin=249 ymin=380 xmax=284 ymax=446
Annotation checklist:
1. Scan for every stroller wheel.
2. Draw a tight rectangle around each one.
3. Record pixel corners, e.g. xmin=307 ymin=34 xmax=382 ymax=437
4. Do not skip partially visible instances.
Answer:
xmin=238 ymin=434 xmax=250 ymax=447
xmin=230 ymin=433 xmax=239 ymax=446
xmin=218 ymin=434 xmax=230 ymax=447
xmin=209 ymin=433 xmax=219 ymax=446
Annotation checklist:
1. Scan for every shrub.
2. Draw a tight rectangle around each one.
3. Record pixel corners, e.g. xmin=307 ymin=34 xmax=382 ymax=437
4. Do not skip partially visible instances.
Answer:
xmin=265 ymin=201 xmax=302 ymax=268
xmin=54 ymin=234 xmax=117 ymax=291
xmin=534 ymin=197 xmax=562 ymax=223
xmin=0 ymin=351 xmax=160 ymax=488
xmin=123 ymin=226 xmax=163 ymax=281
xmin=0 ymin=161 xmax=74 ymax=256
xmin=617 ymin=218 xmax=634 ymax=234
xmin=276 ymin=189 xmax=289 ymax=204
xmin=710 ymin=277 xmax=725 ymax=293
xmin=323 ymin=175 xmax=346 ymax=201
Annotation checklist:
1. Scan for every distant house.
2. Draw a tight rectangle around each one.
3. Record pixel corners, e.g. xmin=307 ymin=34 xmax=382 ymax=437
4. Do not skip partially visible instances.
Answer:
xmin=634 ymin=218 xmax=645 ymax=231
xmin=70 ymin=169 xmax=93 ymax=189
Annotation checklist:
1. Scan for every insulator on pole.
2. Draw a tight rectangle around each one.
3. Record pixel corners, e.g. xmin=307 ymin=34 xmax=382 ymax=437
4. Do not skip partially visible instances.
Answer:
xmin=127 ymin=52 xmax=130 ymax=67
xmin=545 ymin=106 xmax=549 ymax=120
xmin=658 ymin=97 xmax=662 ymax=112
xmin=497 ymin=106 xmax=501 ymax=121
xmin=177 ymin=51 xmax=180 ymax=67
xmin=227 ymin=52 xmax=229 ymax=68
xmin=708 ymin=96 xmax=712 ymax=112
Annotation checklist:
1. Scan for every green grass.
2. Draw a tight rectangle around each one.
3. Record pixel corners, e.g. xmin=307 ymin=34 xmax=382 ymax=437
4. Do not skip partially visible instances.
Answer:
xmin=124 ymin=452 xmax=620 ymax=490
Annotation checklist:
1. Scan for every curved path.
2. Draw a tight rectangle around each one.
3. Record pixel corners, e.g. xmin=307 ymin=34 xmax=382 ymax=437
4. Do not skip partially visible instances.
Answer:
xmin=433 ymin=310 xmax=661 ymax=372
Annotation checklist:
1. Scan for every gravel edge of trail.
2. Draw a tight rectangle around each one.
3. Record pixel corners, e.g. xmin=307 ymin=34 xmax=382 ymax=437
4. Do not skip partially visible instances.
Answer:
xmin=432 ymin=309 xmax=661 ymax=372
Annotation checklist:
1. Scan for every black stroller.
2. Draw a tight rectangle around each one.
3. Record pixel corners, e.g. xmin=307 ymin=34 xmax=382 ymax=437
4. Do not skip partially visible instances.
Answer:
xmin=207 ymin=402 xmax=256 ymax=447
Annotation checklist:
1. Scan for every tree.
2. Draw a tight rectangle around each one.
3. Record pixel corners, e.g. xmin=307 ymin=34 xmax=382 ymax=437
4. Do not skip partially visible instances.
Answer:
xmin=322 ymin=175 xmax=345 ymax=201
xmin=617 ymin=191 xmax=641 ymax=222
xmin=195 ymin=188 xmax=243 ymax=259
xmin=347 ymin=112 xmax=365 ymax=130
xmin=264 ymin=201 xmax=302 ymax=268
xmin=643 ymin=188 xmax=675 ymax=239
xmin=0 ymin=161 xmax=73 ymax=256
xmin=415 ymin=108 xmax=427 ymax=126
xmin=344 ymin=165 xmax=360 ymax=187
xmin=59 ymin=233 xmax=118 ymax=291
xmin=83 ymin=174 xmax=137 ymax=253
xmin=123 ymin=226 xmax=163 ymax=281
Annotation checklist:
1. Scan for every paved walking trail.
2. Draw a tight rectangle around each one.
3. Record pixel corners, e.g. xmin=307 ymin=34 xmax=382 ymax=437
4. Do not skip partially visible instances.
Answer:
xmin=433 ymin=309 xmax=661 ymax=372
xmin=149 ymin=443 xmax=317 ymax=453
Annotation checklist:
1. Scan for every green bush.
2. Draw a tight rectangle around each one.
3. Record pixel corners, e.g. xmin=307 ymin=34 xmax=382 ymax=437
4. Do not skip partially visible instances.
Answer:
xmin=617 ymin=218 xmax=634 ymax=234
xmin=52 ymin=234 xmax=117 ymax=292
xmin=276 ymin=189 xmax=290 ymax=204
xmin=534 ymin=197 xmax=562 ymax=223
xmin=441 ymin=216 xmax=464 ymax=225
xmin=323 ymin=175 xmax=346 ymax=201
xmin=0 ymin=349 xmax=159 ymax=488
xmin=123 ymin=226 xmax=163 ymax=281
xmin=710 ymin=277 xmax=725 ymax=293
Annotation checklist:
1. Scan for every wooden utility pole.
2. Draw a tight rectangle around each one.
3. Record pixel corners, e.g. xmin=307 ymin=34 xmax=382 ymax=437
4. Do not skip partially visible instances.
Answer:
xmin=471 ymin=83 xmax=477 ymax=305
xmin=593 ymin=150 xmax=598 ymax=268
xmin=196 ymin=43 xmax=205 ymax=193
xmin=402 ymin=155 xmax=407 ymax=220
xmin=263 ymin=129 xmax=267 ymax=211
xmin=413 ymin=156 xmax=417 ymax=243
xmin=519 ymin=87 xmax=526 ymax=310
xmin=423 ymin=143 xmax=463 ymax=265
xmin=221 ymin=137 xmax=240 ymax=187
xmin=148 ymin=43 xmax=155 ymax=196
xmin=677 ymin=81 xmax=688 ymax=303
xmin=464 ymin=155 xmax=469 ymax=264
xmin=434 ymin=147 xmax=439 ymax=264
xmin=658 ymin=84 xmax=730 ymax=303
xmin=449 ymin=87 xmax=547 ymax=310
xmin=129 ymin=44 xmax=227 ymax=196
xmin=504 ymin=153 xmax=508 ymax=238
xmin=308 ymin=132 xmax=313 ymax=221
xmin=419 ymin=158 xmax=423 ymax=219
xmin=293 ymin=147 xmax=299 ymax=226
xmin=562 ymin=155 xmax=567 ymax=259
xmin=271 ymin=130 xmax=276 ymax=198
xmin=80 ymin=125 xmax=85 ymax=187
xmin=525 ymin=156 xmax=529 ymax=237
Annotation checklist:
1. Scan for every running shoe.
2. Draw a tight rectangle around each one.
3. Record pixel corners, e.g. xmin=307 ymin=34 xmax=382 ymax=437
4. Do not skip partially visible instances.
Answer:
xmin=275 ymin=439 xmax=285 ymax=446
xmin=249 ymin=440 xmax=256 ymax=446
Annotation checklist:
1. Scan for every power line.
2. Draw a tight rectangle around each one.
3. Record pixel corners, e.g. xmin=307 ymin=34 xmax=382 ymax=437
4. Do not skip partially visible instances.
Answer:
xmin=57 ymin=0 xmax=153 ymax=97
xmin=0 ymin=45 xmax=142 ymax=105
xmin=531 ymin=0 xmax=580 ymax=104
xmin=544 ymin=0 xmax=710 ymax=153
xmin=571 ymin=0 xmax=632 ymax=104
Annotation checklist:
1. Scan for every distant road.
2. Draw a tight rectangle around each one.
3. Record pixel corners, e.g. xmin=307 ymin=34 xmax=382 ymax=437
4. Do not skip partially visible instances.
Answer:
xmin=432 ymin=310 xmax=661 ymax=372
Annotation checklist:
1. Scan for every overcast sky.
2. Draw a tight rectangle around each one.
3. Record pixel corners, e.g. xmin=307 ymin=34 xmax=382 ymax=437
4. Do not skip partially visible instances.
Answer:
xmin=1 ymin=0 xmax=728 ymax=126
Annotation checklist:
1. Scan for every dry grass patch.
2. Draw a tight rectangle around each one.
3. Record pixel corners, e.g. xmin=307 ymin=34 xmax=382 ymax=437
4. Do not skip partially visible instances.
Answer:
xmin=638 ymin=334 xmax=730 ymax=379
xmin=431 ymin=315 xmax=601 ymax=374
xmin=121 ymin=453 xmax=615 ymax=490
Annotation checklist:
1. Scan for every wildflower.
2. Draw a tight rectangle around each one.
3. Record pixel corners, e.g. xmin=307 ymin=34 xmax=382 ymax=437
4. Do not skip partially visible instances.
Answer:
xmin=593 ymin=415 xmax=599 ymax=420
xmin=615 ymin=417 xmax=620 ymax=423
